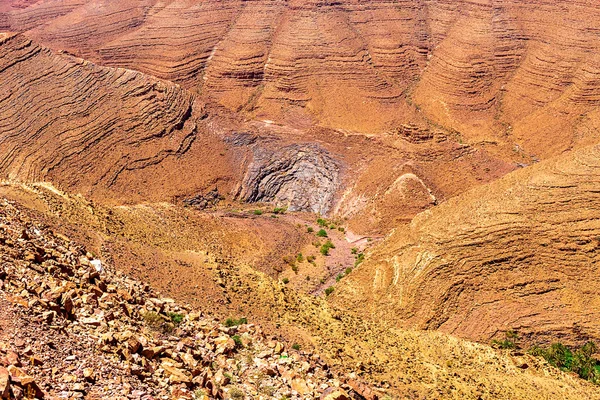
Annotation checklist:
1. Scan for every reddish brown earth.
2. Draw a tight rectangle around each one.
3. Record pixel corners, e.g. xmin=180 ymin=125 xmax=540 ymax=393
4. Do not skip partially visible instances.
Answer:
xmin=336 ymin=143 xmax=600 ymax=347
xmin=4 ymin=0 xmax=600 ymax=158
xmin=2 ymin=1 xmax=600 ymax=398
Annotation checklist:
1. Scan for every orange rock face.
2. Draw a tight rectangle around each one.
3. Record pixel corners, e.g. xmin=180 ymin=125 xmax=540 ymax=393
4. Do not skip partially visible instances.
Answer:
xmin=337 ymin=144 xmax=600 ymax=345
xmin=0 ymin=33 xmax=241 ymax=204
xmin=3 ymin=0 xmax=600 ymax=157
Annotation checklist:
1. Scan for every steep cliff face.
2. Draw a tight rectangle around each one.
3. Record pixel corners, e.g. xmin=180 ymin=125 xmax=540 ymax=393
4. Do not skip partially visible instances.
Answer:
xmin=5 ymin=0 xmax=600 ymax=159
xmin=238 ymin=143 xmax=340 ymax=214
xmin=0 ymin=33 xmax=239 ymax=204
xmin=336 ymin=144 xmax=600 ymax=345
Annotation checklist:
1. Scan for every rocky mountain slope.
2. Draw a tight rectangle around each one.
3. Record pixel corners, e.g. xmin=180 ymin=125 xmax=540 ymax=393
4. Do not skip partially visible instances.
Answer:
xmin=1 ymin=184 xmax=600 ymax=399
xmin=0 ymin=196 xmax=358 ymax=400
xmin=335 ymin=143 xmax=600 ymax=347
xmin=3 ymin=0 xmax=600 ymax=158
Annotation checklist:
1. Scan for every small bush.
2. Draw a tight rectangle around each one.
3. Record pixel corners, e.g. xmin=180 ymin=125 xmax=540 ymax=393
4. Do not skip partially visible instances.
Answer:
xmin=224 ymin=317 xmax=248 ymax=327
xmin=253 ymin=210 xmax=263 ymax=215
xmin=320 ymin=241 xmax=335 ymax=256
xmin=307 ymin=227 xmax=314 ymax=233
xmin=330 ymin=225 xmax=336 ymax=229
xmin=232 ymin=335 xmax=242 ymax=347
xmin=291 ymin=264 xmax=299 ymax=273
xmin=282 ymin=277 xmax=290 ymax=284
xmin=345 ymin=267 xmax=352 ymax=275
xmin=307 ymin=255 xmax=316 ymax=262
xmin=325 ymin=287 xmax=334 ymax=296
xmin=529 ymin=341 xmax=600 ymax=384
xmin=296 ymin=253 xmax=304 ymax=262
xmin=351 ymin=247 xmax=358 ymax=254
xmin=228 ymin=387 xmax=244 ymax=400
xmin=492 ymin=330 xmax=518 ymax=350
xmin=273 ymin=207 xmax=286 ymax=214
xmin=283 ymin=255 xmax=295 ymax=266
xmin=142 ymin=311 xmax=164 ymax=328
xmin=320 ymin=278 xmax=326 ymax=284
xmin=336 ymin=274 xmax=343 ymax=282
xmin=354 ymin=252 xmax=365 ymax=267
xmin=317 ymin=218 xmax=328 ymax=227
xmin=292 ymin=343 xmax=301 ymax=351
xmin=317 ymin=229 xmax=328 ymax=238
xmin=338 ymin=227 xmax=345 ymax=233
xmin=168 ymin=312 xmax=185 ymax=325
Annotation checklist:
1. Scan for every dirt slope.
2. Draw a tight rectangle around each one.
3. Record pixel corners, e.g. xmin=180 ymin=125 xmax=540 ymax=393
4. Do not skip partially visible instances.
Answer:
xmin=2 ymin=184 xmax=600 ymax=399
xmin=335 ymin=143 xmax=600 ymax=346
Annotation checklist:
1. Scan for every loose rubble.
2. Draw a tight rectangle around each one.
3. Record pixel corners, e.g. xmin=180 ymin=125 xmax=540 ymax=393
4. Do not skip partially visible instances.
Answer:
xmin=0 ymin=199 xmax=363 ymax=400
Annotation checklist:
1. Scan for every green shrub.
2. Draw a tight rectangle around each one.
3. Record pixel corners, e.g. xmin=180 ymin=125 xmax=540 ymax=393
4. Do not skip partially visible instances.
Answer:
xmin=232 ymin=335 xmax=242 ymax=347
xmin=307 ymin=255 xmax=316 ymax=262
xmin=253 ymin=210 xmax=263 ymax=215
xmin=224 ymin=317 xmax=248 ymax=327
xmin=330 ymin=225 xmax=336 ymax=229
xmin=345 ymin=267 xmax=352 ymax=275
xmin=282 ymin=277 xmax=290 ymax=284
xmin=296 ymin=253 xmax=304 ymax=262
xmin=492 ymin=330 xmax=518 ymax=350
xmin=354 ymin=252 xmax=365 ymax=267
xmin=320 ymin=278 xmax=326 ymax=284
xmin=338 ymin=227 xmax=345 ymax=233
xmin=292 ymin=343 xmax=301 ymax=351
xmin=320 ymin=240 xmax=335 ymax=256
xmin=351 ymin=247 xmax=358 ymax=254
xmin=273 ymin=207 xmax=286 ymax=214
xmin=168 ymin=312 xmax=185 ymax=325
xmin=336 ymin=274 xmax=343 ymax=282
xmin=317 ymin=218 xmax=328 ymax=227
xmin=291 ymin=264 xmax=298 ymax=273
xmin=325 ymin=287 xmax=334 ymax=296
xmin=317 ymin=229 xmax=328 ymax=238
xmin=529 ymin=341 xmax=600 ymax=384
xmin=307 ymin=227 xmax=314 ymax=233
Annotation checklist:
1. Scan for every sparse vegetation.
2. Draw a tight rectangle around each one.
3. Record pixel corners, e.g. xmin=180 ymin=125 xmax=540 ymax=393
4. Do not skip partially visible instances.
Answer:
xmin=529 ymin=341 xmax=600 ymax=384
xmin=224 ymin=317 xmax=248 ymax=327
xmin=307 ymin=255 xmax=316 ymax=263
xmin=336 ymin=274 xmax=343 ymax=282
xmin=253 ymin=209 xmax=263 ymax=215
xmin=228 ymin=387 xmax=244 ymax=400
xmin=354 ymin=252 xmax=365 ymax=267
xmin=316 ymin=229 xmax=328 ymax=238
xmin=320 ymin=240 xmax=335 ymax=256
xmin=291 ymin=264 xmax=298 ymax=273
xmin=351 ymin=247 xmax=358 ymax=254
xmin=338 ymin=227 xmax=345 ymax=233
xmin=296 ymin=253 xmax=304 ymax=262
xmin=491 ymin=330 xmax=518 ymax=350
xmin=292 ymin=343 xmax=301 ymax=351
xmin=232 ymin=335 xmax=242 ymax=347
xmin=307 ymin=227 xmax=314 ymax=233
xmin=317 ymin=218 xmax=328 ymax=227
xmin=282 ymin=277 xmax=290 ymax=284
xmin=168 ymin=312 xmax=184 ymax=325
xmin=325 ymin=287 xmax=334 ymax=296
xmin=345 ymin=267 xmax=352 ymax=275
xmin=142 ymin=311 xmax=174 ymax=333
xmin=273 ymin=207 xmax=286 ymax=214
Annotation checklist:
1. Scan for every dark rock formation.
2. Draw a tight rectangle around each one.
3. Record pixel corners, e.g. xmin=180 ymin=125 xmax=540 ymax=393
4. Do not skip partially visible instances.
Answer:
xmin=238 ymin=144 xmax=340 ymax=215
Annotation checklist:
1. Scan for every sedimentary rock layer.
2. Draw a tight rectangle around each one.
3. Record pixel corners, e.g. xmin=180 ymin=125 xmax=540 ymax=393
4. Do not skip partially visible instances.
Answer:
xmin=0 ymin=33 xmax=241 ymax=203
xmin=337 ymin=144 xmax=600 ymax=345
xmin=5 ymin=0 xmax=600 ymax=156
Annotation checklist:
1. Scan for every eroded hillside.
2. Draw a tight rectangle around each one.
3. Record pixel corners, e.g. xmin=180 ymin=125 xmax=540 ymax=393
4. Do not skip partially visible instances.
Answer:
xmin=3 ymin=0 xmax=600 ymax=159
xmin=335 ymin=143 xmax=600 ymax=347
